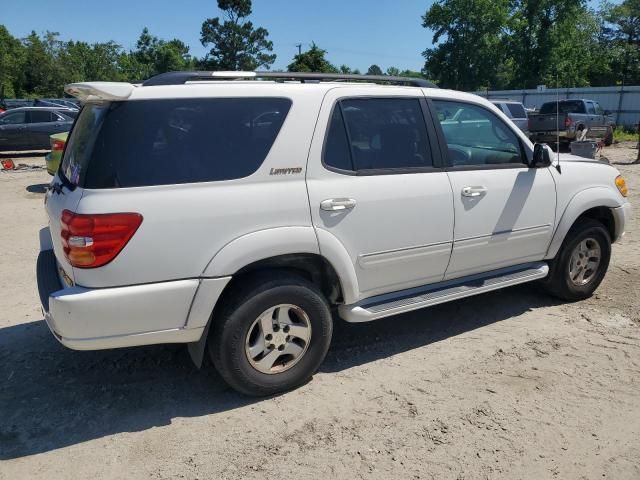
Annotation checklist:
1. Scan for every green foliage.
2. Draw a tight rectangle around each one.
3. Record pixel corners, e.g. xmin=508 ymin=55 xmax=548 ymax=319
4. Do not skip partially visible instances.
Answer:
xmin=422 ymin=0 xmax=510 ymax=90
xmin=599 ymin=0 xmax=640 ymax=85
xmin=366 ymin=64 xmax=383 ymax=76
xmin=287 ymin=43 xmax=337 ymax=72
xmin=422 ymin=0 xmax=640 ymax=90
xmin=0 ymin=25 xmax=25 ymax=97
xmin=613 ymin=126 xmax=638 ymax=142
xmin=133 ymin=28 xmax=193 ymax=80
xmin=200 ymin=0 xmax=275 ymax=70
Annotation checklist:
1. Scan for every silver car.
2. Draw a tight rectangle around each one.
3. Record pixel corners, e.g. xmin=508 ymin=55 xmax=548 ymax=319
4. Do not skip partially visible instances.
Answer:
xmin=491 ymin=100 xmax=529 ymax=136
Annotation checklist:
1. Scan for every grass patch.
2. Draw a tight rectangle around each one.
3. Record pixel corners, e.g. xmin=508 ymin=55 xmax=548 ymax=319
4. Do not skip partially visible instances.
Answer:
xmin=613 ymin=127 xmax=639 ymax=143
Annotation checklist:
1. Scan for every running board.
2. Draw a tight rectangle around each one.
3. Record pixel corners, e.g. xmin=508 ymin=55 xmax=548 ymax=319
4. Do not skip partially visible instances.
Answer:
xmin=339 ymin=262 xmax=549 ymax=323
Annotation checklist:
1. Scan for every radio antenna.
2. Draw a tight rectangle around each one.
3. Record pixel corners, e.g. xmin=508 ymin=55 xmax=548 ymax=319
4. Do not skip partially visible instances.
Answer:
xmin=555 ymin=74 xmax=562 ymax=173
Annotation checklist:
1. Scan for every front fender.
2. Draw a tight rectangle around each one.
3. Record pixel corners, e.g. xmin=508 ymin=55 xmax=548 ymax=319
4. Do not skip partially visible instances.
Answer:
xmin=545 ymin=187 xmax=624 ymax=259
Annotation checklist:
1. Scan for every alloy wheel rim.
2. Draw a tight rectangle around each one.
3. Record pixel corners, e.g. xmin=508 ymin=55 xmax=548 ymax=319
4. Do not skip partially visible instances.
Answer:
xmin=245 ymin=304 xmax=312 ymax=374
xmin=568 ymin=237 xmax=601 ymax=286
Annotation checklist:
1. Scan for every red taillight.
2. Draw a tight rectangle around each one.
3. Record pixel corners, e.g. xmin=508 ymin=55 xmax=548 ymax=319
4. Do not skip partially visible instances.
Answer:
xmin=51 ymin=139 xmax=65 ymax=151
xmin=564 ymin=116 xmax=573 ymax=128
xmin=61 ymin=210 xmax=143 ymax=268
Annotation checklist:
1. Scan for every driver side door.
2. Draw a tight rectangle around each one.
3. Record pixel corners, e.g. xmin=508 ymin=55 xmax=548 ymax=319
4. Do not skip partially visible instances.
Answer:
xmin=0 ymin=110 xmax=28 ymax=150
xmin=430 ymin=99 xmax=557 ymax=280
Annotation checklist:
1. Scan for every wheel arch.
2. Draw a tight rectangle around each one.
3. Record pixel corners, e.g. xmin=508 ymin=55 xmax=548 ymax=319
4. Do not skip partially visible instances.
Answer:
xmin=188 ymin=227 xmax=357 ymax=367
xmin=545 ymin=187 xmax=621 ymax=259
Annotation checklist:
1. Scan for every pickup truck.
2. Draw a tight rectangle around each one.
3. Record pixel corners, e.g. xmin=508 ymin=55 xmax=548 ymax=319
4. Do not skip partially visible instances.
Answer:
xmin=529 ymin=99 xmax=615 ymax=147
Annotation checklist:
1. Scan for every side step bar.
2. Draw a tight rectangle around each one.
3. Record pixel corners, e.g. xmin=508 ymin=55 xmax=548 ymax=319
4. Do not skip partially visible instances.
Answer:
xmin=339 ymin=262 xmax=549 ymax=323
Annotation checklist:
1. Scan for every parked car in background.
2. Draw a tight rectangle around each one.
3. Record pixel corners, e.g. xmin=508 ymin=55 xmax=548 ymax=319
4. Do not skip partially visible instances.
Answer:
xmin=491 ymin=100 xmax=529 ymax=135
xmin=3 ymin=99 xmax=34 ymax=110
xmin=0 ymin=107 xmax=76 ymax=151
xmin=45 ymin=132 xmax=69 ymax=175
xmin=35 ymin=98 xmax=80 ymax=110
xmin=529 ymin=99 xmax=615 ymax=147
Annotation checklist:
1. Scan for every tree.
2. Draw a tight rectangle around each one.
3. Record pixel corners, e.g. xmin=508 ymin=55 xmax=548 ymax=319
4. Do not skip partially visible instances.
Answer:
xmin=508 ymin=0 xmax=589 ymax=88
xmin=200 ymin=0 xmax=275 ymax=70
xmin=132 ymin=28 xmax=193 ymax=80
xmin=366 ymin=64 xmax=383 ymax=76
xmin=599 ymin=0 xmax=640 ymax=85
xmin=385 ymin=66 xmax=400 ymax=76
xmin=21 ymin=31 xmax=61 ymax=96
xmin=422 ymin=0 xmax=510 ymax=90
xmin=0 ymin=26 xmax=24 ymax=98
xmin=287 ymin=43 xmax=337 ymax=72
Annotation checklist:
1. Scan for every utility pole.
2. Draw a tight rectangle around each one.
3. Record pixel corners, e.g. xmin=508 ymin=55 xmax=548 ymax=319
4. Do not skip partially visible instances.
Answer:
xmin=296 ymin=44 xmax=302 ymax=56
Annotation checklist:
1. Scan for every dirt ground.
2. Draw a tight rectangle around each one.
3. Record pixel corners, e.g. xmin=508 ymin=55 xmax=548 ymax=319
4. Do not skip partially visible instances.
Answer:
xmin=1 ymin=144 xmax=639 ymax=480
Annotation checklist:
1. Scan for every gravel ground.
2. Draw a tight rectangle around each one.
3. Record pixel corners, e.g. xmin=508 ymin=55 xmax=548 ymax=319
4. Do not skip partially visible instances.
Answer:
xmin=0 ymin=145 xmax=639 ymax=479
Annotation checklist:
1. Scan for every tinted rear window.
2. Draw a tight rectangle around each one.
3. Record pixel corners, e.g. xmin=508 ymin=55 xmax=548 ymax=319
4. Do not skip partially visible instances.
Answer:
xmin=324 ymin=98 xmax=432 ymax=172
xmin=61 ymin=97 xmax=291 ymax=188
xmin=505 ymin=103 xmax=526 ymax=119
xmin=539 ymin=100 xmax=585 ymax=114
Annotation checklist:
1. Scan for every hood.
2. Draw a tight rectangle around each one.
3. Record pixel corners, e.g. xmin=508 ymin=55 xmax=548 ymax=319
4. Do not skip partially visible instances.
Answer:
xmin=558 ymin=152 xmax=606 ymax=163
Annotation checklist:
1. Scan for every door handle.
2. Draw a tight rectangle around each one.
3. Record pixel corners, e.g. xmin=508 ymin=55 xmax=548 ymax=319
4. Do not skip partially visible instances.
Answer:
xmin=461 ymin=186 xmax=487 ymax=197
xmin=320 ymin=198 xmax=357 ymax=211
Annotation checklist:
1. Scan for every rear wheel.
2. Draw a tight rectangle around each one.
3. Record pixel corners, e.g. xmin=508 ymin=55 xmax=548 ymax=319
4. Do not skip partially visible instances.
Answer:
xmin=542 ymin=219 xmax=611 ymax=301
xmin=209 ymin=273 xmax=333 ymax=396
xmin=604 ymin=126 xmax=614 ymax=146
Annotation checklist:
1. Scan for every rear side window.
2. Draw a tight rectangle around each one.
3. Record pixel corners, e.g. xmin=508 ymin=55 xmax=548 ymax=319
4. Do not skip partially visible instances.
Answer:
xmin=324 ymin=98 xmax=432 ymax=172
xmin=505 ymin=103 xmax=526 ymax=119
xmin=61 ymin=97 xmax=292 ymax=188
xmin=29 ymin=111 xmax=54 ymax=123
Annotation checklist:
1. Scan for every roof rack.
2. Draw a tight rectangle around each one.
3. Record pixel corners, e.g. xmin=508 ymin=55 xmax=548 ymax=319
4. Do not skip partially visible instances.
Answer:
xmin=141 ymin=71 xmax=437 ymax=88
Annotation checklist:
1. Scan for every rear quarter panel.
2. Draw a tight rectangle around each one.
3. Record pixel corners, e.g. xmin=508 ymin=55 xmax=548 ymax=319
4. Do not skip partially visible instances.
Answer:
xmin=72 ymin=88 xmax=324 ymax=288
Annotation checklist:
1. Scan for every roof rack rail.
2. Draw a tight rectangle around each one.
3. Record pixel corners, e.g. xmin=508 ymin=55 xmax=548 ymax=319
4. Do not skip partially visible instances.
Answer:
xmin=141 ymin=71 xmax=438 ymax=88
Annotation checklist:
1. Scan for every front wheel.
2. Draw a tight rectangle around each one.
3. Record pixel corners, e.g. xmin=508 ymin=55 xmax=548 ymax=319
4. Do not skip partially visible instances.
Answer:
xmin=209 ymin=273 xmax=333 ymax=396
xmin=542 ymin=219 xmax=611 ymax=301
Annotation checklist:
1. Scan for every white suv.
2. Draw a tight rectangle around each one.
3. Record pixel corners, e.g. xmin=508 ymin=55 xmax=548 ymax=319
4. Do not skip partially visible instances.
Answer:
xmin=37 ymin=72 xmax=631 ymax=396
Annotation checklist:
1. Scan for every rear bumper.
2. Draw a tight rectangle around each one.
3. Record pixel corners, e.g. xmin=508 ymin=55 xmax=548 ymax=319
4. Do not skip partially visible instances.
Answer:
xmin=612 ymin=202 xmax=632 ymax=243
xmin=36 ymin=249 xmax=230 ymax=350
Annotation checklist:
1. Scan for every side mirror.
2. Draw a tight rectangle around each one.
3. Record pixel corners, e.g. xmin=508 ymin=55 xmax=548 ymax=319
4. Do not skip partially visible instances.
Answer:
xmin=604 ymin=110 xmax=611 ymax=116
xmin=532 ymin=143 xmax=552 ymax=168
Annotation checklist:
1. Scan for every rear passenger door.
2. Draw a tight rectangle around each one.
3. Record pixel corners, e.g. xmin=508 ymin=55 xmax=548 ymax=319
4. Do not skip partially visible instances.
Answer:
xmin=306 ymin=88 xmax=454 ymax=300
xmin=27 ymin=110 xmax=67 ymax=148
xmin=429 ymin=98 xmax=556 ymax=280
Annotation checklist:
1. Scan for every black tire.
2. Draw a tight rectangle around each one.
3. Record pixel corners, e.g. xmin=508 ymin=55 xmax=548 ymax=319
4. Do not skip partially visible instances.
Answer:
xmin=542 ymin=219 xmax=611 ymax=301
xmin=209 ymin=273 xmax=333 ymax=396
xmin=604 ymin=126 xmax=614 ymax=146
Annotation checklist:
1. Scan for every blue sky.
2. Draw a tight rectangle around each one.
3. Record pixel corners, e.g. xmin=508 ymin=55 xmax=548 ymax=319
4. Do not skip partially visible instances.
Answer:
xmin=3 ymin=0 xmax=437 ymax=72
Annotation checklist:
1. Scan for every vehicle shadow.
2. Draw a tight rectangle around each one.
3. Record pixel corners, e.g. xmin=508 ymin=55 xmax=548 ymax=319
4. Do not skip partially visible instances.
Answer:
xmin=26 ymin=184 xmax=49 ymax=194
xmin=0 ymin=285 xmax=559 ymax=459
